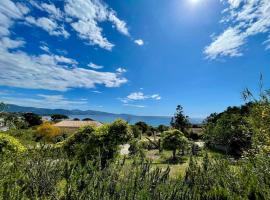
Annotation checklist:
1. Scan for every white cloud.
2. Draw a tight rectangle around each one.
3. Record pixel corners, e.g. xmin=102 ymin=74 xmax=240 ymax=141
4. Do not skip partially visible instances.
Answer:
xmin=108 ymin=11 xmax=129 ymax=36
xmin=0 ymin=39 xmax=127 ymax=91
xmin=40 ymin=3 xmax=63 ymax=20
xmin=134 ymin=39 xmax=144 ymax=46
xmin=88 ymin=62 xmax=104 ymax=69
xmin=40 ymin=45 xmax=50 ymax=53
xmin=0 ymin=0 xmax=29 ymax=36
xmin=0 ymin=94 xmax=88 ymax=109
xmin=205 ymin=0 xmax=270 ymax=59
xmin=123 ymin=104 xmax=146 ymax=108
xmin=204 ymin=28 xmax=245 ymax=59
xmin=0 ymin=37 xmax=25 ymax=49
xmin=122 ymin=92 xmax=161 ymax=102
xmin=64 ymin=0 xmax=129 ymax=50
xmin=92 ymin=90 xmax=102 ymax=94
xmin=116 ymin=67 xmax=127 ymax=73
xmin=25 ymin=16 xmax=70 ymax=38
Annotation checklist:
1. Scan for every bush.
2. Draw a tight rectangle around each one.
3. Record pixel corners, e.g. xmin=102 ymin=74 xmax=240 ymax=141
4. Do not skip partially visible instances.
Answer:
xmin=23 ymin=113 xmax=42 ymax=127
xmin=61 ymin=119 xmax=132 ymax=168
xmin=0 ymin=133 xmax=26 ymax=155
xmin=36 ymin=122 xmax=61 ymax=142
xmin=161 ymin=129 xmax=189 ymax=160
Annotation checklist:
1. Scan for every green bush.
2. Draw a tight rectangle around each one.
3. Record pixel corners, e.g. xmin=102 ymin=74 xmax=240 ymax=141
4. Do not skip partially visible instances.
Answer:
xmin=0 ymin=133 xmax=26 ymax=155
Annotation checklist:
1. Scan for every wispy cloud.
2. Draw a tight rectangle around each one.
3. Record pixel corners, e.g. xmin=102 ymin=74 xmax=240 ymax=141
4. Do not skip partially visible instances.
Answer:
xmin=134 ymin=39 xmax=144 ymax=46
xmin=64 ymin=0 xmax=129 ymax=50
xmin=92 ymin=90 xmax=102 ymax=94
xmin=204 ymin=27 xmax=245 ymax=59
xmin=40 ymin=45 xmax=50 ymax=53
xmin=116 ymin=67 xmax=127 ymax=73
xmin=0 ymin=0 xmax=128 ymax=91
xmin=25 ymin=16 xmax=70 ymax=38
xmin=205 ymin=0 xmax=270 ymax=59
xmin=119 ymin=92 xmax=161 ymax=105
xmin=127 ymin=92 xmax=161 ymax=101
xmin=123 ymin=104 xmax=146 ymax=108
xmin=0 ymin=94 xmax=88 ymax=109
xmin=87 ymin=62 xmax=104 ymax=69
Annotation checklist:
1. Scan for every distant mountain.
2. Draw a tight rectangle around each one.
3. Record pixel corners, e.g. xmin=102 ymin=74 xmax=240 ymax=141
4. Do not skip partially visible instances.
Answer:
xmin=4 ymin=104 xmax=203 ymax=126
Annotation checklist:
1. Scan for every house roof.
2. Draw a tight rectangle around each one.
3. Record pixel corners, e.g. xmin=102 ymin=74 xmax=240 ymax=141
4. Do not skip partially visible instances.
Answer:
xmin=53 ymin=120 xmax=102 ymax=128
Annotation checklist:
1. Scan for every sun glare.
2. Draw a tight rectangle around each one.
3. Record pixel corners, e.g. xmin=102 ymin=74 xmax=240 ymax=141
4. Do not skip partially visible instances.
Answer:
xmin=190 ymin=0 xmax=200 ymax=4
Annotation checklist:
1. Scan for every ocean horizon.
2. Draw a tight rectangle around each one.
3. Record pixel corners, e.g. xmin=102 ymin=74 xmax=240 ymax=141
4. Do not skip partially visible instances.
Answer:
xmin=69 ymin=115 xmax=203 ymax=126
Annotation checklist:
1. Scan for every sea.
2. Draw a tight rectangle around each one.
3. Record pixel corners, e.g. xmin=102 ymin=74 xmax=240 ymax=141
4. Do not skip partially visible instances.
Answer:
xmin=69 ymin=114 xmax=203 ymax=127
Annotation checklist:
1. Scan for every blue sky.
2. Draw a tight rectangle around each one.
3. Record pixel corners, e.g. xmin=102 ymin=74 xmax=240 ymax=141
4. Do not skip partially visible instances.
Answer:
xmin=0 ymin=0 xmax=270 ymax=118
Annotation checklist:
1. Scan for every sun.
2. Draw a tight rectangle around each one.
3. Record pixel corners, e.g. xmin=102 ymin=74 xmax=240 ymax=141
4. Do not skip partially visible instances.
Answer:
xmin=190 ymin=0 xmax=200 ymax=4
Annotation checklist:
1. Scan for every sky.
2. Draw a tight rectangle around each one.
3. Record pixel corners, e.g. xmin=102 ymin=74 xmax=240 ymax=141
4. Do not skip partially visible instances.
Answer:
xmin=0 ymin=0 xmax=270 ymax=118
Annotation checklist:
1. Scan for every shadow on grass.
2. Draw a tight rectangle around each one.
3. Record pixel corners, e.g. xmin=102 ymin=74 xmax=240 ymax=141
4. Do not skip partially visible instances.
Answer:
xmin=158 ymin=156 xmax=188 ymax=165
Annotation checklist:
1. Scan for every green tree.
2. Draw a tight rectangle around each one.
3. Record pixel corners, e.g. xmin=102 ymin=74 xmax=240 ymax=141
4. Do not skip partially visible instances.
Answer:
xmin=4 ymin=113 xmax=28 ymax=129
xmin=161 ymin=129 xmax=188 ymax=160
xmin=170 ymin=105 xmax=190 ymax=134
xmin=157 ymin=124 xmax=169 ymax=133
xmin=51 ymin=114 xmax=69 ymax=122
xmin=0 ymin=102 xmax=6 ymax=113
xmin=130 ymin=125 xmax=142 ymax=138
xmin=23 ymin=113 xmax=42 ymax=127
xmin=135 ymin=121 xmax=148 ymax=133
xmin=203 ymin=105 xmax=252 ymax=156
xmin=62 ymin=119 xmax=132 ymax=168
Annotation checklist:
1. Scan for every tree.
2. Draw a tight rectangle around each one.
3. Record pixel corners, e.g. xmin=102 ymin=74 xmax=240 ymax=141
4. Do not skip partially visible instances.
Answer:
xmin=23 ymin=113 xmax=42 ymax=127
xmin=0 ymin=102 xmax=6 ymax=113
xmin=36 ymin=122 xmax=61 ymax=142
xmin=82 ymin=118 xmax=94 ymax=121
xmin=161 ymin=129 xmax=188 ymax=160
xmin=62 ymin=119 xmax=132 ymax=168
xmin=73 ymin=118 xmax=80 ymax=121
xmin=157 ymin=125 xmax=169 ymax=133
xmin=130 ymin=125 xmax=142 ymax=138
xmin=203 ymin=103 xmax=253 ymax=156
xmin=51 ymin=114 xmax=68 ymax=122
xmin=135 ymin=121 xmax=148 ymax=133
xmin=4 ymin=113 xmax=28 ymax=129
xmin=171 ymin=105 xmax=190 ymax=134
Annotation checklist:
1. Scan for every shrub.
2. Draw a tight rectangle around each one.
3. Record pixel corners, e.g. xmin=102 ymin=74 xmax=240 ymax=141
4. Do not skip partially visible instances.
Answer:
xmin=0 ymin=133 xmax=26 ymax=155
xmin=61 ymin=119 xmax=132 ymax=168
xmin=161 ymin=129 xmax=189 ymax=160
xmin=36 ymin=122 xmax=61 ymax=142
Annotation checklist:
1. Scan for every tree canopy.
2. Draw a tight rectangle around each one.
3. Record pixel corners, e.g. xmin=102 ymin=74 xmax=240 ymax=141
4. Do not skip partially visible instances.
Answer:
xmin=161 ymin=129 xmax=189 ymax=160
xmin=170 ymin=105 xmax=190 ymax=134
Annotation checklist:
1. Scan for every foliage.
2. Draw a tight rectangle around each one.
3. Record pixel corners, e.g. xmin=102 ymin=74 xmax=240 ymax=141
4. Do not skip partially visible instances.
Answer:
xmin=2 ymin=113 xmax=28 ymax=129
xmin=1 ymin=148 xmax=270 ymax=199
xmin=128 ymin=139 xmax=145 ymax=157
xmin=157 ymin=124 xmax=169 ymax=133
xmin=0 ymin=133 xmax=26 ymax=155
xmin=82 ymin=118 xmax=94 ymax=121
xmin=243 ymin=84 xmax=270 ymax=154
xmin=135 ymin=121 xmax=149 ymax=133
xmin=23 ymin=113 xmax=42 ymax=127
xmin=0 ymin=102 xmax=6 ymax=113
xmin=203 ymin=104 xmax=253 ymax=156
xmin=171 ymin=105 xmax=190 ymax=134
xmin=51 ymin=114 xmax=69 ymax=122
xmin=36 ymin=122 xmax=61 ymax=142
xmin=161 ymin=129 xmax=189 ymax=160
xmin=61 ymin=119 xmax=132 ymax=168
xmin=130 ymin=124 xmax=142 ymax=138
